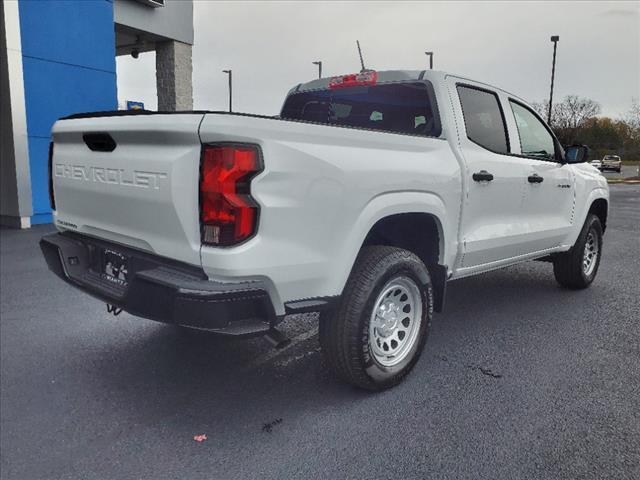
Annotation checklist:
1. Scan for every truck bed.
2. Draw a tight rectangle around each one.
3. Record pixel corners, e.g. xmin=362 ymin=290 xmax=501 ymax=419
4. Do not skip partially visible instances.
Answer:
xmin=51 ymin=110 xmax=460 ymax=312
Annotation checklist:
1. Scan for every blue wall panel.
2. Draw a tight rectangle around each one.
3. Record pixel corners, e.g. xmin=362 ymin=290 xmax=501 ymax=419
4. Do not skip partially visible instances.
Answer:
xmin=19 ymin=0 xmax=117 ymax=224
xmin=19 ymin=0 xmax=117 ymax=73
xmin=21 ymin=57 xmax=117 ymax=138
xmin=26 ymin=137 xmax=51 ymax=224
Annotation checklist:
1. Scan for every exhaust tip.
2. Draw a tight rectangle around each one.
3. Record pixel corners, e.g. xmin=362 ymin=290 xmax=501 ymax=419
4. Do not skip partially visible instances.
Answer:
xmin=264 ymin=328 xmax=291 ymax=349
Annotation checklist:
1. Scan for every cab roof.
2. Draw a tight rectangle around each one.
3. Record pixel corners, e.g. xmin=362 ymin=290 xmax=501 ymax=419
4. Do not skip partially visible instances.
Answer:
xmin=288 ymin=69 xmax=528 ymax=105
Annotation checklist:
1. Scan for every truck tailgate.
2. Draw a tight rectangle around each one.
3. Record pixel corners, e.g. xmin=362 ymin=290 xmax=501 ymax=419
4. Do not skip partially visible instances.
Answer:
xmin=51 ymin=113 xmax=204 ymax=267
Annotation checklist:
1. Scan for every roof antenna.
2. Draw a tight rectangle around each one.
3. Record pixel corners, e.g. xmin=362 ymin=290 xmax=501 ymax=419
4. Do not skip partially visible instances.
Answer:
xmin=356 ymin=40 xmax=366 ymax=72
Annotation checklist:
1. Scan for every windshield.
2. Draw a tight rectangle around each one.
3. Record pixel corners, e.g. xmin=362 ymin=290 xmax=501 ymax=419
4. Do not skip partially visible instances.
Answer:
xmin=280 ymin=82 xmax=441 ymax=137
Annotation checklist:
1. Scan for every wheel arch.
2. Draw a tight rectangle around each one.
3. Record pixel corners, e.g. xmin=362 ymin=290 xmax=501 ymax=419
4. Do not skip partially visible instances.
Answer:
xmin=361 ymin=212 xmax=448 ymax=312
xmin=362 ymin=213 xmax=444 ymax=268
xmin=588 ymin=197 xmax=608 ymax=232
xmin=334 ymin=192 xmax=452 ymax=313
xmin=566 ymin=187 xmax=609 ymax=247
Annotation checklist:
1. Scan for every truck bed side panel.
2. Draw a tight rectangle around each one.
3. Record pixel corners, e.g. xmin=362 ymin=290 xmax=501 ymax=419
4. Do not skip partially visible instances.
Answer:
xmin=198 ymin=114 xmax=462 ymax=312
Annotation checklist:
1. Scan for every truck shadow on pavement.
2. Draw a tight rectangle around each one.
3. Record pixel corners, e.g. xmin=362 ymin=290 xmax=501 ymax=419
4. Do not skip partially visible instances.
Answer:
xmin=81 ymin=259 xmax=600 ymax=440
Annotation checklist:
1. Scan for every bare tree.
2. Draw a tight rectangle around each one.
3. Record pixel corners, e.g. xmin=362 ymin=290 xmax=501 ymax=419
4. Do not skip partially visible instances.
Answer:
xmin=624 ymin=97 xmax=640 ymax=139
xmin=530 ymin=96 xmax=599 ymax=135
xmin=530 ymin=95 xmax=601 ymax=143
xmin=553 ymin=95 xmax=601 ymax=131
xmin=531 ymin=100 xmax=549 ymax=120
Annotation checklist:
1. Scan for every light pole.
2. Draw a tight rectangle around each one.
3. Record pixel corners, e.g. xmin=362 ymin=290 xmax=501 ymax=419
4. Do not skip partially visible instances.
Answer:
xmin=425 ymin=51 xmax=433 ymax=70
xmin=548 ymin=36 xmax=559 ymax=125
xmin=222 ymin=69 xmax=232 ymax=113
xmin=312 ymin=61 xmax=322 ymax=79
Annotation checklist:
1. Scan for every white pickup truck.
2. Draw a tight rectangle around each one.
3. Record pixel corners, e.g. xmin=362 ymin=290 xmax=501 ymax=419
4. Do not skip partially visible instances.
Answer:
xmin=41 ymin=70 xmax=609 ymax=390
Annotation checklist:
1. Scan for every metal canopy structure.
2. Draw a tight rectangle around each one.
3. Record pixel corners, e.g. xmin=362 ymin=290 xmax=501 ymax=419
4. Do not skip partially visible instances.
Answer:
xmin=114 ymin=0 xmax=193 ymax=57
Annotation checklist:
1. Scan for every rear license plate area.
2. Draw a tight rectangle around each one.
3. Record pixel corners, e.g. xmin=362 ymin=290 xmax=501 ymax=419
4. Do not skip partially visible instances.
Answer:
xmin=101 ymin=249 xmax=129 ymax=287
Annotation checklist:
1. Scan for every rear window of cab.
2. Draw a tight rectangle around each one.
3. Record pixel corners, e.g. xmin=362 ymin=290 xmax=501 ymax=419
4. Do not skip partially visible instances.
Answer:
xmin=280 ymin=82 xmax=441 ymax=138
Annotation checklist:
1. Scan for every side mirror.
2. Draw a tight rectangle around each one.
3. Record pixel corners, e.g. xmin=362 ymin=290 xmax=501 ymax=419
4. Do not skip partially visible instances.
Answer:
xmin=564 ymin=144 xmax=589 ymax=164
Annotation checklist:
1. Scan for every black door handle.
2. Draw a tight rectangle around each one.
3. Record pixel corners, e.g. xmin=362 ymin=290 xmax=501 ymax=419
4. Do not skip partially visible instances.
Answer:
xmin=472 ymin=170 xmax=494 ymax=182
xmin=528 ymin=174 xmax=544 ymax=183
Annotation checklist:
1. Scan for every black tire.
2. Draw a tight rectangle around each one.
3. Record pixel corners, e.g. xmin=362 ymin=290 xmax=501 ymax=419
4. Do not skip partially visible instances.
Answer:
xmin=319 ymin=246 xmax=433 ymax=391
xmin=553 ymin=214 xmax=603 ymax=289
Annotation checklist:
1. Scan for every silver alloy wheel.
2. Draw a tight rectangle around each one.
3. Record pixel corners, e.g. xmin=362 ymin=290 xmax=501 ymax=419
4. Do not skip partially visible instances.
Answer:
xmin=369 ymin=276 xmax=422 ymax=367
xmin=583 ymin=229 xmax=599 ymax=276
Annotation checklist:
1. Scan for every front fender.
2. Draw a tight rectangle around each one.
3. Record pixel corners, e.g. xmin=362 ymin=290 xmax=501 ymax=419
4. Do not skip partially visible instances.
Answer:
xmin=565 ymin=186 xmax=609 ymax=247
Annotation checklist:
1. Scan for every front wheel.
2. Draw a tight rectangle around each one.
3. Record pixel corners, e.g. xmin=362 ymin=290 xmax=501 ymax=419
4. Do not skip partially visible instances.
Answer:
xmin=319 ymin=246 xmax=432 ymax=391
xmin=553 ymin=214 xmax=603 ymax=289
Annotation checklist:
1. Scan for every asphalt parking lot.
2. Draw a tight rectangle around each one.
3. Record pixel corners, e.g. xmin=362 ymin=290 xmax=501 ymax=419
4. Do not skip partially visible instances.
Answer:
xmin=601 ymin=164 xmax=639 ymax=179
xmin=1 ymin=185 xmax=639 ymax=480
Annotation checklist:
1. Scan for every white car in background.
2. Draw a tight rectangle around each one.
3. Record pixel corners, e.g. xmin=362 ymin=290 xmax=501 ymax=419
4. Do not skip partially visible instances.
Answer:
xmin=601 ymin=155 xmax=622 ymax=172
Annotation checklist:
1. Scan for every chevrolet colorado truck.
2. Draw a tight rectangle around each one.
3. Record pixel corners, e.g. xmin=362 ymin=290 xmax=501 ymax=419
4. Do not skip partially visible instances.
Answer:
xmin=41 ymin=70 xmax=609 ymax=390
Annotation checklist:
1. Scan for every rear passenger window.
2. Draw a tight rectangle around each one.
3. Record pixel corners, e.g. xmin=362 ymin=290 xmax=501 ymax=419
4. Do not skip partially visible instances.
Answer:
xmin=457 ymin=85 xmax=509 ymax=154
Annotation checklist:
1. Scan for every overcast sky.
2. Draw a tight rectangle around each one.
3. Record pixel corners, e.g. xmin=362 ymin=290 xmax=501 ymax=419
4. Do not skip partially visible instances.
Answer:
xmin=116 ymin=0 xmax=640 ymax=118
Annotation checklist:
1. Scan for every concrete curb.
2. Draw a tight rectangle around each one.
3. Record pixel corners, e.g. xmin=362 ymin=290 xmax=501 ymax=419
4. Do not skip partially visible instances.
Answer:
xmin=607 ymin=179 xmax=640 ymax=185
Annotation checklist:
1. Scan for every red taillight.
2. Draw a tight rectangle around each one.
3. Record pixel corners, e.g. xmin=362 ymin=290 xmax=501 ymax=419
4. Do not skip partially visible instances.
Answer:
xmin=199 ymin=144 xmax=262 ymax=246
xmin=48 ymin=142 xmax=55 ymax=210
xmin=329 ymin=70 xmax=377 ymax=89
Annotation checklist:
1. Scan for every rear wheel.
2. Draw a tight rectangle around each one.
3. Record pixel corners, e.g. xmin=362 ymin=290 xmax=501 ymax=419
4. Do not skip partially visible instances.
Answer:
xmin=553 ymin=214 xmax=603 ymax=289
xmin=319 ymin=246 xmax=432 ymax=390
